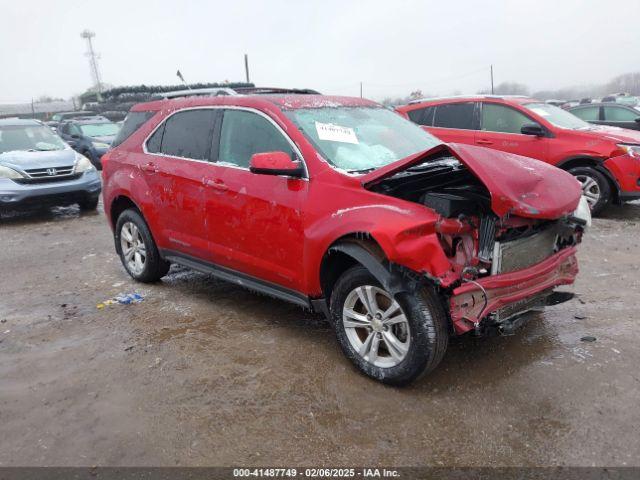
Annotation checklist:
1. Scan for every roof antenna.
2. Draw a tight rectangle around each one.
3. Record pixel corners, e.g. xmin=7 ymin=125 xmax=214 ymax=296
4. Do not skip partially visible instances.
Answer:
xmin=176 ymin=70 xmax=191 ymax=90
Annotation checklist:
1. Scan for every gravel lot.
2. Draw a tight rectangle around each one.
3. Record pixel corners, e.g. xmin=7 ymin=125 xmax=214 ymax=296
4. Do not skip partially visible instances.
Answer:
xmin=1 ymin=201 xmax=639 ymax=467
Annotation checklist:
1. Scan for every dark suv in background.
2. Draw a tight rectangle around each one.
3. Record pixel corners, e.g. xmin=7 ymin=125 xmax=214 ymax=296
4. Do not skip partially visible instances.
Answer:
xmin=57 ymin=116 xmax=120 ymax=169
xmin=568 ymin=103 xmax=640 ymax=131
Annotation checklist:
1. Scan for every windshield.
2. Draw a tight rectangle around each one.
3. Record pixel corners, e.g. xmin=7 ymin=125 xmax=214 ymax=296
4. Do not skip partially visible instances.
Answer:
xmin=79 ymin=123 xmax=120 ymax=138
xmin=523 ymin=102 xmax=591 ymax=130
xmin=285 ymin=107 xmax=440 ymax=172
xmin=0 ymin=125 xmax=67 ymax=154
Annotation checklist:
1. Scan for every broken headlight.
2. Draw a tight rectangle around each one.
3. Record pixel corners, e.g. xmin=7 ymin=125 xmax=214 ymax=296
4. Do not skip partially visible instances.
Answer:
xmin=573 ymin=195 xmax=592 ymax=228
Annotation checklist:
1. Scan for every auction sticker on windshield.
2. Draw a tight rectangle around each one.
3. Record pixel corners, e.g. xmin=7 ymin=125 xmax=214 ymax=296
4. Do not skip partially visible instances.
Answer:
xmin=315 ymin=122 xmax=359 ymax=144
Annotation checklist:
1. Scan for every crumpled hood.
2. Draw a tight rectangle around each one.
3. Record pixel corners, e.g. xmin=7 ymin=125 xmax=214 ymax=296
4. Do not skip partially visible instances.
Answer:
xmin=361 ymin=143 xmax=581 ymax=219
xmin=0 ymin=148 xmax=78 ymax=172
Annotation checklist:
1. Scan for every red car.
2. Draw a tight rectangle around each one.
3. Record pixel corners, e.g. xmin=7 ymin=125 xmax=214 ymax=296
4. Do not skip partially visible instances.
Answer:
xmin=102 ymin=93 xmax=589 ymax=385
xmin=397 ymin=96 xmax=640 ymax=214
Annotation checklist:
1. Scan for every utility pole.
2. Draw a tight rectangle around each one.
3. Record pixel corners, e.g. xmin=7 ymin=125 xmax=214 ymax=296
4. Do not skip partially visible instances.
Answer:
xmin=244 ymin=54 xmax=250 ymax=83
xmin=360 ymin=81 xmax=363 ymax=98
xmin=490 ymin=65 xmax=494 ymax=95
xmin=81 ymin=30 xmax=103 ymax=100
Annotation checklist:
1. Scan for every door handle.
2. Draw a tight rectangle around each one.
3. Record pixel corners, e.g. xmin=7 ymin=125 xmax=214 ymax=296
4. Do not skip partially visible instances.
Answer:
xmin=141 ymin=162 xmax=159 ymax=173
xmin=203 ymin=178 xmax=228 ymax=191
xmin=476 ymin=139 xmax=493 ymax=145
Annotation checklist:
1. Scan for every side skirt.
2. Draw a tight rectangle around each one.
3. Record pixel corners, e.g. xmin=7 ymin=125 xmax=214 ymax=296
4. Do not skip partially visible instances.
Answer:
xmin=160 ymin=249 xmax=319 ymax=312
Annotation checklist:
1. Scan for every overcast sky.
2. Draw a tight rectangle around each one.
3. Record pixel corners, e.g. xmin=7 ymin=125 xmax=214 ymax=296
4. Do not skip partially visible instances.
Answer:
xmin=2 ymin=0 xmax=639 ymax=103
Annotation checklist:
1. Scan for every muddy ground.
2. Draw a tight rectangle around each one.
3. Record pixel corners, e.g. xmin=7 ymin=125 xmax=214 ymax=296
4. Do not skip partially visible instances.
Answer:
xmin=0 ymin=201 xmax=639 ymax=467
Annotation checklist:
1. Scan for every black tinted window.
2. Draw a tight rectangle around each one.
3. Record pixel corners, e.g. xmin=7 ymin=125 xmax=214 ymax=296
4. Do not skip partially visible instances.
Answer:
xmin=146 ymin=123 xmax=164 ymax=153
xmin=218 ymin=110 xmax=294 ymax=168
xmin=433 ymin=103 xmax=476 ymax=130
xmin=112 ymin=111 xmax=154 ymax=147
xmin=157 ymin=109 xmax=216 ymax=160
xmin=407 ymin=106 xmax=435 ymax=126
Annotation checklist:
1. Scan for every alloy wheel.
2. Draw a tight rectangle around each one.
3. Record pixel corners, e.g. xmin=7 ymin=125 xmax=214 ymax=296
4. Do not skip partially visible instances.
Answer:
xmin=342 ymin=285 xmax=410 ymax=368
xmin=575 ymin=174 xmax=601 ymax=208
xmin=120 ymin=221 xmax=147 ymax=275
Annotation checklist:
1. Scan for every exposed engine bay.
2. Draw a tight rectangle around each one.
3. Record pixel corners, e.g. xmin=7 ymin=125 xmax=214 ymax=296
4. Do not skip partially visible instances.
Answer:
xmin=367 ymin=151 xmax=588 ymax=335
xmin=368 ymin=153 xmax=492 ymax=218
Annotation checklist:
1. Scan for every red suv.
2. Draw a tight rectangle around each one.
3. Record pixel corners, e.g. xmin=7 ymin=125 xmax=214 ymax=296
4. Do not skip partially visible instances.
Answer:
xmin=102 ymin=93 xmax=588 ymax=385
xmin=397 ymin=96 xmax=640 ymax=214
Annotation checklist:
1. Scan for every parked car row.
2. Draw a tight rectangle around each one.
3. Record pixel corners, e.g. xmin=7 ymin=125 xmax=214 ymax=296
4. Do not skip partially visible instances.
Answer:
xmin=397 ymin=95 xmax=640 ymax=214
xmin=6 ymin=86 xmax=639 ymax=384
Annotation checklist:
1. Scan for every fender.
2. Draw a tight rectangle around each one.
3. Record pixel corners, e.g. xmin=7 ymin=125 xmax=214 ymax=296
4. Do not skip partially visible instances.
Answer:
xmin=303 ymin=196 xmax=457 ymax=295
xmin=102 ymin=162 xmax=163 ymax=238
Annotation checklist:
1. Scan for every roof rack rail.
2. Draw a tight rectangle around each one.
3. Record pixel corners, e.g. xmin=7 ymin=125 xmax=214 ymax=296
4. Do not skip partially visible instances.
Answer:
xmin=233 ymin=87 xmax=321 ymax=95
xmin=153 ymin=88 xmax=239 ymax=100
xmin=408 ymin=94 xmax=531 ymax=105
xmin=153 ymin=86 xmax=321 ymax=100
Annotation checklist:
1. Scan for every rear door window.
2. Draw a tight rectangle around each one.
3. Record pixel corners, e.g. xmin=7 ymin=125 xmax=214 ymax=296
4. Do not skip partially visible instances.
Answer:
xmin=603 ymin=106 xmax=639 ymax=121
xmin=571 ymin=106 xmax=600 ymax=121
xmin=148 ymin=109 xmax=216 ymax=160
xmin=217 ymin=109 xmax=294 ymax=168
xmin=112 ymin=111 xmax=155 ymax=147
xmin=433 ymin=102 xmax=476 ymax=130
xmin=481 ymin=103 xmax=536 ymax=134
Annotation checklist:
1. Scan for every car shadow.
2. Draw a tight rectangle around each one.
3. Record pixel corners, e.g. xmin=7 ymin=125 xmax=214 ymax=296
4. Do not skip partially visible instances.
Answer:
xmin=157 ymin=265 xmax=558 ymax=389
xmin=599 ymin=200 xmax=640 ymax=221
xmin=0 ymin=204 xmax=102 ymax=226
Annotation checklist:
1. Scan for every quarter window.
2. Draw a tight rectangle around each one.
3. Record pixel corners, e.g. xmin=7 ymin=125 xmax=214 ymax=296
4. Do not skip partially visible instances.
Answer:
xmin=604 ymin=106 xmax=639 ymax=122
xmin=432 ymin=103 xmax=476 ymax=130
xmin=112 ymin=111 xmax=155 ymax=147
xmin=481 ymin=103 xmax=536 ymax=134
xmin=407 ymin=106 xmax=435 ymax=126
xmin=218 ymin=110 xmax=294 ymax=168
xmin=571 ymin=106 xmax=600 ymax=121
xmin=148 ymin=109 xmax=216 ymax=160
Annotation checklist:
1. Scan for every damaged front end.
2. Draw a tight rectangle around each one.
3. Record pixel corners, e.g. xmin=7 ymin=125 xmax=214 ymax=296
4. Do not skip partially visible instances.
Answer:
xmin=363 ymin=144 xmax=588 ymax=336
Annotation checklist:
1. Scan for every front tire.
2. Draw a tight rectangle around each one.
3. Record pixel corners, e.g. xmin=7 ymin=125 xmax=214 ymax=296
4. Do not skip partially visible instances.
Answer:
xmin=569 ymin=166 xmax=611 ymax=215
xmin=115 ymin=209 xmax=170 ymax=282
xmin=330 ymin=265 xmax=448 ymax=386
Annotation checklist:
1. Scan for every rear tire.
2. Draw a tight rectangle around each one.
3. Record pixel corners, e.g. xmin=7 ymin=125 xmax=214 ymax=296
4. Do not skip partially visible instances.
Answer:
xmin=568 ymin=166 xmax=611 ymax=215
xmin=330 ymin=265 xmax=448 ymax=386
xmin=115 ymin=209 xmax=170 ymax=282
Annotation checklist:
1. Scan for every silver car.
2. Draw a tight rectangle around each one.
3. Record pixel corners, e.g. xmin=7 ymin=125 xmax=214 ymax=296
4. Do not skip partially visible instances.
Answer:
xmin=0 ymin=118 xmax=101 ymax=212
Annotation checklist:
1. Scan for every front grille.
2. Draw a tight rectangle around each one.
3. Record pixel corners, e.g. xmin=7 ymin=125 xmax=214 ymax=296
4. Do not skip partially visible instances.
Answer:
xmin=16 ymin=165 xmax=79 ymax=184
xmin=491 ymin=226 xmax=558 ymax=274
xmin=25 ymin=165 xmax=75 ymax=178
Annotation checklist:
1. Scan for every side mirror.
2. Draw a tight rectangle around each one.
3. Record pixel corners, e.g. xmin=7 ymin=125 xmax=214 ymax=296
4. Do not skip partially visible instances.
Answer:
xmin=521 ymin=123 xmax=546 ymax=136
xmin=249 ymin=151 xmax=304 ymax=178
xmin=71 ymin=134 xmax=81 ymax=139
xmin=634 ymin=117 xmax=640 ymax=123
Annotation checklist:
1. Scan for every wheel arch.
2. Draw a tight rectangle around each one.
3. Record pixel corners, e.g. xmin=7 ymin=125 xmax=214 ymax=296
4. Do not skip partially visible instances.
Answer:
xmin=319 ymin=233 xmax=389 ymax=308
xmin=556 ymin=156 xmax=620 ymax=203
xmin=109 ymin=195 xmax=143 ymax=230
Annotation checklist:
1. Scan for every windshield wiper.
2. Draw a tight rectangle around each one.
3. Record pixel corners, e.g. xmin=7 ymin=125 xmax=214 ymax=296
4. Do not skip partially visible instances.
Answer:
xmin=348 ymin=167 xmax=378 ymax=174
